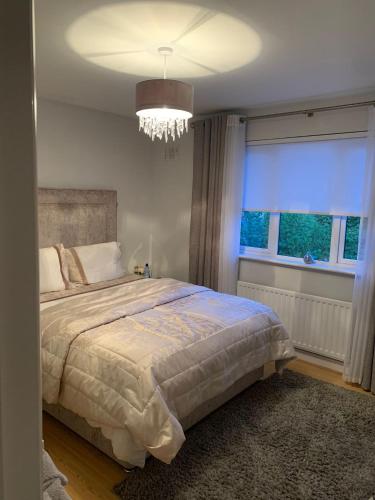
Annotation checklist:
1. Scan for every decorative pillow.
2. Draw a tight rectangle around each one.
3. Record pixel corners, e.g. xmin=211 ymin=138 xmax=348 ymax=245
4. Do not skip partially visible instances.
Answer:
xmin=65 ymin=242 xmax=125 ymax=284
xmin=54 ymin=243 xmax=71 ymax=289
xmin=39 ymin=246 xmax=66 ymax=293
xmin=65 ymin=249 xmax=83 ymax=284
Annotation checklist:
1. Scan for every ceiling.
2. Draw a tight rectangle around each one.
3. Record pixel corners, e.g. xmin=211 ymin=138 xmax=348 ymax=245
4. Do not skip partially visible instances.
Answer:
xmin=35 ymin=0 xmax=375 ymax=117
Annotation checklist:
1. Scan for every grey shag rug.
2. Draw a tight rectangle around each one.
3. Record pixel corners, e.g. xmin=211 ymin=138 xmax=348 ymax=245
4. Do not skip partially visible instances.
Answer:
xmin=114 ymin=370 xmax=375 ymax=500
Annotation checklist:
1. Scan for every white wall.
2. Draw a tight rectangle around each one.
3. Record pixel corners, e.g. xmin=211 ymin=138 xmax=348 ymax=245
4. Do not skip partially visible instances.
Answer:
xmin=150 ymin=134 xmax=194 ymax=281
xmin=36 ymin=98 xmax=153 ymax=273
xmin=239 ymin=260 xmax=353 ymax=302
xmin=36 ymin=98 xmax=193 ymax=280
xmin=246 ymin=102 xmax=370 ymax=142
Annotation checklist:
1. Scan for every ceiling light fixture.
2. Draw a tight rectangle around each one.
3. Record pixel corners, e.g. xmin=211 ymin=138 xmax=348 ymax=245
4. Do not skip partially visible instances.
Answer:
xmin=136 ymin=47 xmax=193 ymax=142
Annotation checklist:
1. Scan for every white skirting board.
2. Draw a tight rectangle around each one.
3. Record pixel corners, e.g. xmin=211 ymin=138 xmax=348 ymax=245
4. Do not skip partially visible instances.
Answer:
xmin=237 ymin=281 xmax=352 ymax=362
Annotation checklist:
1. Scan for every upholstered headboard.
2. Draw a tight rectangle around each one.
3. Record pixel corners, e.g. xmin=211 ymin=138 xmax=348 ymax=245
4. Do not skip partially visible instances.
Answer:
xmin=38 ymin=188 xmax=117 ymax=248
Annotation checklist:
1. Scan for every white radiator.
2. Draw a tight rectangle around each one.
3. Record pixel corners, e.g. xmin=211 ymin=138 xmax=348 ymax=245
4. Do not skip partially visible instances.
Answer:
xmin=237 ymin=281 xmax=352 ymax=361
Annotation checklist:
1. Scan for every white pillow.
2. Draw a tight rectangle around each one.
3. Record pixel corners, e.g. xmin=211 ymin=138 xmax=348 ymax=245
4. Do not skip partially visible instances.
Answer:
xmin=39 ymin=247 xmax=66 ymax=293
xmin=65 ymin=242 xmax=125 ymax=284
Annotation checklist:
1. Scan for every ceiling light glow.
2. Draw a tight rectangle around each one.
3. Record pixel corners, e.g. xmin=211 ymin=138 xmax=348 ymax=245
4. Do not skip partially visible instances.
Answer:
xmin=66 ymin=2 xmax=262 ymax=78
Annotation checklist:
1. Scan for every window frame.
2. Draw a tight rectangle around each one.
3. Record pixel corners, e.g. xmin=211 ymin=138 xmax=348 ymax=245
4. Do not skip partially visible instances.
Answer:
xmin=240 ymin=212 xmax=279 ymax=257
xmin=240 ymin=211 xmax=358 ymax=269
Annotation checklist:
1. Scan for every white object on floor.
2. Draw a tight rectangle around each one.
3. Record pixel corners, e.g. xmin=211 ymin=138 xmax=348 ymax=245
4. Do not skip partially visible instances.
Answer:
xmin=42 ymin=449 xmax=70 ymax=500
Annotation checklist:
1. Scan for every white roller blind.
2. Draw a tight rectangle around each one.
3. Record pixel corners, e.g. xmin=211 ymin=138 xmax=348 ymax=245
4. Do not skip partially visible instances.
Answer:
xmin=243 ymin=137 xmax=366 ymax=216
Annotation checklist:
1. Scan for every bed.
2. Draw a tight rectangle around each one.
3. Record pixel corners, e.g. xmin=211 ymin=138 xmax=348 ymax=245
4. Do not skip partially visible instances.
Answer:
xmin=39 ymin=188 xmax=295 ymax=469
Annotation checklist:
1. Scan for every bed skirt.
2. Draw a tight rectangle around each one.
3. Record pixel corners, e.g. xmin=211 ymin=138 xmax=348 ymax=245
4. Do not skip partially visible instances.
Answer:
xmin=43 ymin=364 xmax=267 ymax=469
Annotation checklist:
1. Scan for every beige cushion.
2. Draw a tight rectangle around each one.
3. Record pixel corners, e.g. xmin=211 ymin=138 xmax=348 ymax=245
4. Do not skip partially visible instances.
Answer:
xmin=54 ymin=243 xmax=71 ymax=289
xmin=65 ymin=242 xmax=125 ymax=284
xmin=65 ymin=249 xmax=84 ymax=284
xmin=39 ymin=247 xmax=66 ymax=293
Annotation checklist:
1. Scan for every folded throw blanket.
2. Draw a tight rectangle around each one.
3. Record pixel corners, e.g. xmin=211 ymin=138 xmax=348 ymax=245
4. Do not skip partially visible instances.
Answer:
xmin=42 ymin=450 xmax=70 ymax=500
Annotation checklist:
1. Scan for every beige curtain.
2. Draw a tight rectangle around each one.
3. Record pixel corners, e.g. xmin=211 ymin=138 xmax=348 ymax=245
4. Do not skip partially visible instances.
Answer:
xmin=189 ymin=115 xmax=228 ymax=289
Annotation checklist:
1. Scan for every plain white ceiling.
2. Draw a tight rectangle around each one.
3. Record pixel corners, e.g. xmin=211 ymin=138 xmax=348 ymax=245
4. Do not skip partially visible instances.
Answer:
xmin=35 ymin=0 xmax=375 ymax=117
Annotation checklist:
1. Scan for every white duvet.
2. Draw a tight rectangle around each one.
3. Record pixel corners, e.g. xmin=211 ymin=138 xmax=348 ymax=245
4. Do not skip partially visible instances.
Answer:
xmin=41 ymin=278 xmax=295 ymax=467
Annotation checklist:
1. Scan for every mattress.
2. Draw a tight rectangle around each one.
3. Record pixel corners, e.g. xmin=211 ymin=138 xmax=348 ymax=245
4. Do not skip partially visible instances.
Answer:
xmin=41 ymin=278 xmax=295 ymax=467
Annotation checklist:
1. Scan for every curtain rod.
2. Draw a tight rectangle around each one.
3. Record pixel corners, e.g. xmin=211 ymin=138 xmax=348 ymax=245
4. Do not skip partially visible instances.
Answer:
xmin=241 ymin=100 xmax=375 ymax=122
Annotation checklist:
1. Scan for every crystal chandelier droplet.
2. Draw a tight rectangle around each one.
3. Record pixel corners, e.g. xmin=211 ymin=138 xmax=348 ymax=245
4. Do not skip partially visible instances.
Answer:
xmin=138 ymin=111 xmax=191 ymax=142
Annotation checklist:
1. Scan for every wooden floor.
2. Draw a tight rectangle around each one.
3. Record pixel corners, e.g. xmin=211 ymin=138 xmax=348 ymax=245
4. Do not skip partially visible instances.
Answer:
xmin=287 ymin=358 xmax=369 ymax=394
xmin=43 ymin=359 xmax=372 ymax=500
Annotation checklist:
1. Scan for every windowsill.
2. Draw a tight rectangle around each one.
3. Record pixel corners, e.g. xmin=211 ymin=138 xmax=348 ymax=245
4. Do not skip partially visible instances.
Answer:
xmin=239 ymin=253 xmax=356 ymax=276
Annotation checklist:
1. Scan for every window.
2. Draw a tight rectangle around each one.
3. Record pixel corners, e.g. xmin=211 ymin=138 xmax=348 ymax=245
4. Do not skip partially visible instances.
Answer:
xmin=343 ymin=216 xmax=360 ymax=260
xmin=278 ymin=213 xmax=332 ymax=261
xmin=241 ymin=138 xmax=366 ymax=268
xmin=240 ymin=211 xmax=270 ymax=248
xmin=241 ymin=211 xmax=361 ymax=266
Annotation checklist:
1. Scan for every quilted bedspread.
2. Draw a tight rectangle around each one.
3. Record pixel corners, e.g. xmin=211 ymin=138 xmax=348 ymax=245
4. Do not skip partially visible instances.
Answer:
xmin=41 ymin=278 xmax=295 ymax=466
